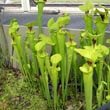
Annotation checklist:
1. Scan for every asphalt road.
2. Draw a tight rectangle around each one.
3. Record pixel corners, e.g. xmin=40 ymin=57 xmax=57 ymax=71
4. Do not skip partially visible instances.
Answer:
xmin=1 ymin=12 xmax=110 ymax=31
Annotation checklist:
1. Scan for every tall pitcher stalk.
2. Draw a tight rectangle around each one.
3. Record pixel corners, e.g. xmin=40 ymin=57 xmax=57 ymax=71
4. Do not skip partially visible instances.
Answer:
xmin=75 ymin=44 xmax=109 ymax=110
xmin=65 ymin=32 xmax=77 ymax=98
xmin=50 ymin=54 xmax=62 ymax=110
xmin=47 ymin=15 xmax=70 ymax=103
xmin=9 ymin=19 xmax=35 ymax=88
xmin=95 ymin=7 xmax=110 ymax=86
xmin=79 ymin=1 xmax=94 ymax=47
xmin=57 ymin=29 xmax=67 ymax=102
xmin=81 ymin=63 xmax=93 ymax=110
xmin=35 ymin=34 xmax=54 ymax=107
xmin=35 ymin=0 xmax=46 ymax=35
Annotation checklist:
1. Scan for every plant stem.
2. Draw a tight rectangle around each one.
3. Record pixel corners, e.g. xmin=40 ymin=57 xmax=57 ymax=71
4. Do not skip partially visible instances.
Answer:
xmin=26 ymin=30 xmax=38 ymax=74
xmin=83 ymin=72 xmax=93 ymax=110
xmin=96 ymin=59 xmax=104 ymax=86
xmin=72 ymin=52 xmax=78 ymax=96
xmin=107 ymin=66 xmax=110 ymax=95
xmin=84 ymin=14 xmax=93 ymax=33
xmin=37 ymin=1 xmax=45 ymax=35
xmin=37 ymin=53 xmax=51 ymax=106
xmin=95 ymin=17 xmax=107 ymax=44
xmin=51 ymin=31 xmax=59 ymax=54
xmin=57 ymin=29 xmax=67 ymax=103
xmin=65 ymin=44 xmax=74 ymax=99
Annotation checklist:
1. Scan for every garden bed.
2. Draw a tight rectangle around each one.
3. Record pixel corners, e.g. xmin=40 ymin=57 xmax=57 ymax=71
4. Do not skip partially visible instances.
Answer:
xmin=0 ymin=68 xmax=85 ymax=110
xmin=0 ymin=1 xmax=110 ymax=110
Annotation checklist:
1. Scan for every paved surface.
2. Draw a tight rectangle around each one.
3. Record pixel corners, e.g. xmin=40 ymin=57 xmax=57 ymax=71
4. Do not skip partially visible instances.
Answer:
xmin=1 ymin=12 xmax=110 ymax=31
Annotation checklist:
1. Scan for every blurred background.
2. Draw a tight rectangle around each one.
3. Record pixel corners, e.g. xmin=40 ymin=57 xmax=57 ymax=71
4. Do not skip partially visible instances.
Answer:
xmin=0 ymin=0 xmax=110 ymax=4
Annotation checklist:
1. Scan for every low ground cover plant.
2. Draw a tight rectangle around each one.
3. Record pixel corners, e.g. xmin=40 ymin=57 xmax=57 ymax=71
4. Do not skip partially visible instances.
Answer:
xmin=0 ymin=69 xmax=48 ymax=110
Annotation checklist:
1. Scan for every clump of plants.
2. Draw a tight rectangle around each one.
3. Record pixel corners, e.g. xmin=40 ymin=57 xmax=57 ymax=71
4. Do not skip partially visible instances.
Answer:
xmin=6 ymin=1 xmax=110 ymax=110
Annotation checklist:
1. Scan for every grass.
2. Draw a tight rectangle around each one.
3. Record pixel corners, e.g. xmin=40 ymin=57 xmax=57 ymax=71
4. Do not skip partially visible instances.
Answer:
xmin=0 ymin=68 xmax=85 ymax=110
xmin=0 ymin=68 xmax=48 ymax=110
